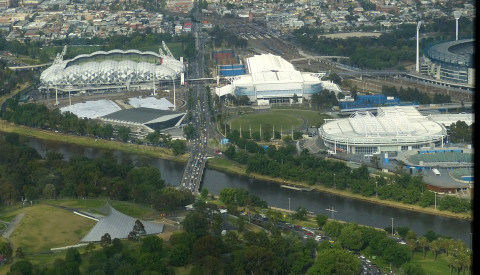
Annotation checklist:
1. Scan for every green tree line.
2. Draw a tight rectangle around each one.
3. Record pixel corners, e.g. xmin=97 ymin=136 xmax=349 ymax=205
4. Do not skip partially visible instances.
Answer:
xmin=0 ymin=132 xmax=194 ymax=209
xmin=222 ymin=133 xmax=471 ymax=214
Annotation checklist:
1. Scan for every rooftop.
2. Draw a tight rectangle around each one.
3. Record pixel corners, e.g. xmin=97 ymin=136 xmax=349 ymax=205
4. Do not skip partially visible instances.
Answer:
xmin=102 ymin=107 xmax=184 ymax=124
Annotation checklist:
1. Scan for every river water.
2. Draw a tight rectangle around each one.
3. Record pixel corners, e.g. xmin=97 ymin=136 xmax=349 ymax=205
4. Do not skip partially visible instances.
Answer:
xmin=24 ymin=137 xmax=472 ymax=247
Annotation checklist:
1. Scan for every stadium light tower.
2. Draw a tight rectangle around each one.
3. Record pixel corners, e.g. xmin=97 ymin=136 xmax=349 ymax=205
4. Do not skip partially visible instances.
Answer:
xmin=416 ymin=21 xmax=423 ymax=73
xmin=172 ymin=76 xmax=176 ymax=111
xmin=453 ymin=11 xmax=462 ymax=41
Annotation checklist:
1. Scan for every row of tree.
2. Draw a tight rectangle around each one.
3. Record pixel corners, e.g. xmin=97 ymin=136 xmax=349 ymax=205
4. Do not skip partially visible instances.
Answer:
xmin=222 ymin=138 xmax=471 ymax=214
xmin=0 ymin=133 xmax=193 ymax=208
xmin=0 ymin=60 xmax=36 ymax=97
xmin=381 ymin=85 xmax=451 ymax=104
xmin=448 ymin=121 xmax=474 ymax=144
xmin=1 ymin=100 xmax=187 ymax=155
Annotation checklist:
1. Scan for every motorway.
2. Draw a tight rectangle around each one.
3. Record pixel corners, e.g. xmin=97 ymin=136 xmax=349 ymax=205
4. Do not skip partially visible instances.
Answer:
xmin=179 ymin=3 xmax=212 ymax=194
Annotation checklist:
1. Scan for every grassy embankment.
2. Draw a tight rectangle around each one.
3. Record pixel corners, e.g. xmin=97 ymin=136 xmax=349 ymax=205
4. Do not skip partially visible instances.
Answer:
xmin=0 ymin=120 xmax=188 ymax=163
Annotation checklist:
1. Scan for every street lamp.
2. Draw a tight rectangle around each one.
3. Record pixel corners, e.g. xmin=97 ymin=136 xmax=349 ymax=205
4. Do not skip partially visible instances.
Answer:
xmin=391 ymin=218 xmax=394 ymax=237
xmin=326 ymin=207 xmax=338 ymax=220
xmin=334 ymin=173 xmax=336 ymax=189
xmin=375 ymin=181 xmax=378 ymax=198
xmin=288 ymin=197 xmax=291 ymax=212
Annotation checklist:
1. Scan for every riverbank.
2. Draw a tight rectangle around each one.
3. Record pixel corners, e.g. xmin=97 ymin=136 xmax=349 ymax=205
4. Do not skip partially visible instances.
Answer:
xmin=0 ymin=121 xmax=471 ymax=220
xmin=206 ymin=158 xmax=472 ymax=221
xmin=0 ymin=121 xmax=188 ymax=163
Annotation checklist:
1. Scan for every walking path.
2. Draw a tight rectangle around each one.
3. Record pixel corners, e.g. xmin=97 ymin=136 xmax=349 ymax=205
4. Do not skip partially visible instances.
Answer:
xmin=1 ymin=213 xmax=25 ymax=238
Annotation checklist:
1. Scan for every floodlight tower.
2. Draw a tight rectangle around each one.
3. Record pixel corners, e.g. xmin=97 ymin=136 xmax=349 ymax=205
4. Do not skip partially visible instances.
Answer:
xmin=416 ymin=21 xmax=422 ymax=73
xmin=453 ymin=11 xmax=462 ymax=41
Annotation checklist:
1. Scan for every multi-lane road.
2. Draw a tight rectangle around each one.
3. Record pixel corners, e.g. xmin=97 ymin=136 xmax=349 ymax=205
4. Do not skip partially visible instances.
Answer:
xmin=179 ymin=4 xmax=212 ymax=194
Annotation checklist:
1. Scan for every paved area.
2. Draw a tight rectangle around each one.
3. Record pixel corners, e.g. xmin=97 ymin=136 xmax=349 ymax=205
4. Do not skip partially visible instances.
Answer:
xmin=1 ymin=213 xmax=25 ymax=238
xmin=81 ymin=205 xmax=163 ymax=242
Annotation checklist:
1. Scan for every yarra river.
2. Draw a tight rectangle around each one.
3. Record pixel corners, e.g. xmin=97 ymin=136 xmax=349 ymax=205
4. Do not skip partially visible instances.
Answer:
xmin=25 ymin=137 xmax=472 ymax=247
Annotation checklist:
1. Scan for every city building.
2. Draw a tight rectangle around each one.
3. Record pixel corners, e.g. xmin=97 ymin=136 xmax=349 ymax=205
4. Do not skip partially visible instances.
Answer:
xmin=40 ymin=43 xmax=184 ymax=93
xmin=319 ymin=106 xmax=447 ymax=155
xmin=215 ymin=53 xmax=338 ymax=104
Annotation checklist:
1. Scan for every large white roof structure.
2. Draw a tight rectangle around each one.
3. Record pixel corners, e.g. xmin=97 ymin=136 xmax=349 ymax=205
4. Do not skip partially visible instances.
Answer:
xmin=60 ymin=99 xmax=121 ymax=118
xmin=40 ymin=44 xmax=184 ymax=92
xmin=319 ymin=106 xmax=447 ymax=153
xmin=427 ymin=113 xmax=474 ymax=126
xmin=128 ymin=97 xmax=174 ymax=110
xmin=215 ymin=53 xmax=335 ymax=102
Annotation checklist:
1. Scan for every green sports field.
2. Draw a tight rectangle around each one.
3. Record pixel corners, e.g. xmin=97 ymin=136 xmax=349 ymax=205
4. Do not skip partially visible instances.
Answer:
xmin=228 ymin=109 xmax=332 ymax=132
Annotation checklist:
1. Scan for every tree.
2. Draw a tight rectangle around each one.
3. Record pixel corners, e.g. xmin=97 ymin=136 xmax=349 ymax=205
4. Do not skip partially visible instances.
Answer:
xmin=323 ymin=220 xmax=344 ymax=239
xmin=293 ymin=206 xmax=308 ymax=220
xmin=192 ymin=235 xmax=222 ymax=262
xmin=140 ymin=235 xmax=163 ymax=256
xmin=339 ymin=224 xmax=364 ymax=251
xmin=100 ymin=233 xmax=112 ymax=247
xmin=65 ymin=248 xmax=81 ymax=264
xmin=200 ymin=188 xmax=209 ymax=200
xmin=182 ymin=211 xmax=208 ymax=238
xmin=133 ymin=219 xmax=146 ymax=237
xmin=429 ymin=239 xmax=441 ymax=261
xmin=370 ymin=155 xmax=380 ymax=169
xmin=171 ymin=139 xmax=187 ymax=155
xmin=292 ymin=93 xmax=299 ymax=103
xmin=307 ymin=248 xmax=361 ymax=275
xmin=183 ymin=123 xmax=197 ymax=140
xmin=9 ymin=260 xmax=33 ymax=275
xmin=15 ymin=247 xmax=25 ymax=259
xmin=85 ymin=242 xmax=95 ymax=253
xmin=396 ymin=226 xmax=410 ymax=239
xmin=116 ymin=125 xmax=131 ymax=142
xmin=418 ymin=237 xmax=429 ymax=258
xmin=383 ymin=243 xmax=411 ymax=267
xmin=283 ymin=135 xmax=292 ymax=142
xmin=128 ymin=230 xmax=139 ymax=241
xmin=406 ymin=238 xmax=417 ymax=258
xmin=244 ymin=245 xmax=281 ymax=274
xmin=293 ymin=131 xmax=303 ymax=140
xmin=315 ymin=214 xmax=328 ymax=229
xmin=169 ymin=244 xmax=191 ymax=266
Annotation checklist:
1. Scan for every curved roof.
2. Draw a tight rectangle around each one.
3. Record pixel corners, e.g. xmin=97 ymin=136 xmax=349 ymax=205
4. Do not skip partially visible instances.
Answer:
xmin=320 ymin=106 xmax=446 ymax=146
xmin=40 ymin=49 xmax=184 ymax=87
xmin=425 ymin=39 xmax=474 ymax=68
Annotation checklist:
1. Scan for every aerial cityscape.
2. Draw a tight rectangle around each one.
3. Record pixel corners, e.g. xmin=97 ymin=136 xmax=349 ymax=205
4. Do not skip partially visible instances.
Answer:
xmin=0 ymin=0 xmax=474 ymax=274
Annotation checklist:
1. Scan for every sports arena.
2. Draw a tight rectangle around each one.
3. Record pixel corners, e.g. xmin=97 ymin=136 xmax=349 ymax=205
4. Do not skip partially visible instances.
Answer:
xmin=40 ymin=42 xmax=184 ymax=93
xmin=396 ymin=148 xmax=473 ymax=194
xmin=215 ymin=53 xmax=339 ymax=104
xmin=319 ymin=106 xmax=447 ymax=155
xmin=421 ymin=38 xmax=475 ymax=85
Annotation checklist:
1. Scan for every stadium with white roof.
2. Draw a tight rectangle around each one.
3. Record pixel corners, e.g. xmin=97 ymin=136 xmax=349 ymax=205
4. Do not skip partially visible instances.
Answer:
xmin=40 ymin=42 xmax=184 ymax=93
xmin=319 ymin=106 xmax=448 ymax=155
xmin=215 ymin=53 xmax=338 ymax=104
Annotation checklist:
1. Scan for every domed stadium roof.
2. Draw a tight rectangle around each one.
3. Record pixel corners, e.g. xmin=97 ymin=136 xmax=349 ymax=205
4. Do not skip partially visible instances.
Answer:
xmin=40 ymin=47 xmax=184 ymax=89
